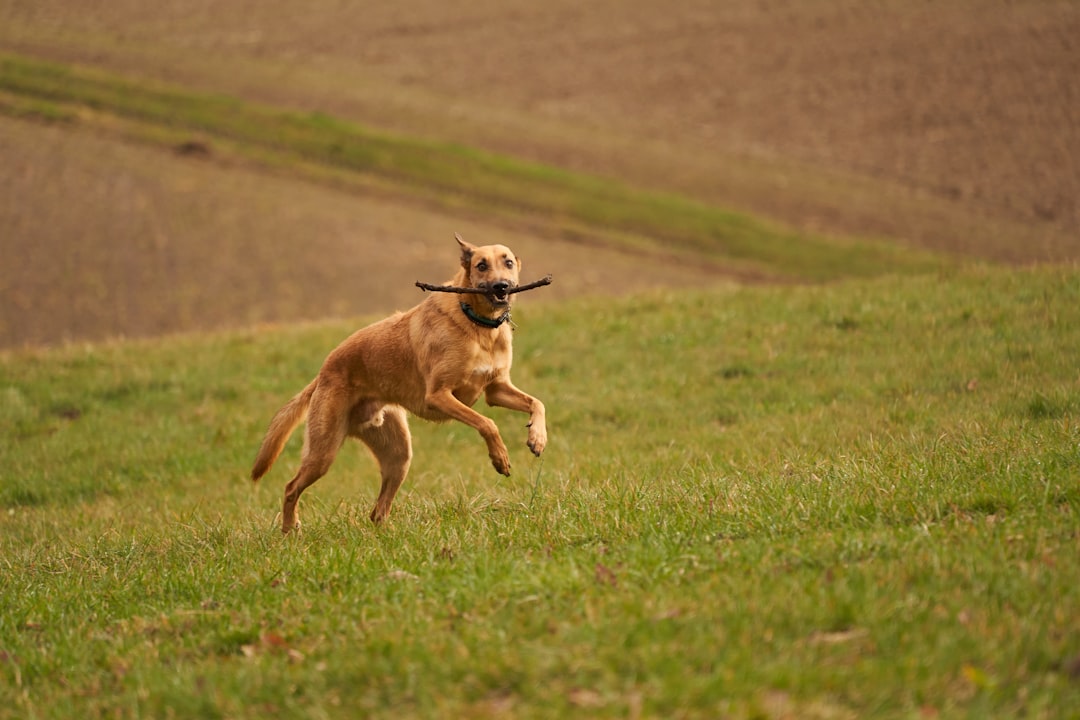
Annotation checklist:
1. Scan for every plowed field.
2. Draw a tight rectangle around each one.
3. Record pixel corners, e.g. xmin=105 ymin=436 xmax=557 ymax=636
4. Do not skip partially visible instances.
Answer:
xmin=2 ymin=0 xmax=1077 ymax=346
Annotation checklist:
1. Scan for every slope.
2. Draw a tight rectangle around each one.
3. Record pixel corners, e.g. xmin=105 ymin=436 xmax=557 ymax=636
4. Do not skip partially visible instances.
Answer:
xmin=1 ymin=266 xmax=1077 ymax=717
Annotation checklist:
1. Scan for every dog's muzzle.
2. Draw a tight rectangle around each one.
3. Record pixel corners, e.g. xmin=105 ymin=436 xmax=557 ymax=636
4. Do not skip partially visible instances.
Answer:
xmin=487 ymin=281 xmax=512 ymax=305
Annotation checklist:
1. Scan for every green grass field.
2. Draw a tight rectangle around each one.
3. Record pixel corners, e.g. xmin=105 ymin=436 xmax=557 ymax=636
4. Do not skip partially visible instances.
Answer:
xmin=2 ymin=265 xmax=1077 ymax=718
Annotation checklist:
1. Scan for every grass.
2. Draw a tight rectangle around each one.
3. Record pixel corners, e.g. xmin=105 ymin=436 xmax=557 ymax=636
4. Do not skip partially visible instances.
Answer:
xmin=1 ymin=265 xmax=1077 ymax=718
xmin=0 ymin=51 xmax=943 ymax=283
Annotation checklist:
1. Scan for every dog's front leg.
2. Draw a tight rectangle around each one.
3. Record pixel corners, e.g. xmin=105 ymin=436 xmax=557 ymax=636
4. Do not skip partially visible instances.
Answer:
xmin=485 ymin=381 xmax=547 ymax=457
xmin=425 ymin=389 xmax=512 ymax=476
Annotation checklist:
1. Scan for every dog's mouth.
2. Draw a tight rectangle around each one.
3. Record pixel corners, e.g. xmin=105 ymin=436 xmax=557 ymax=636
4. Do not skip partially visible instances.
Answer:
xmin=480 ymin=281 xmax=513 ymax=306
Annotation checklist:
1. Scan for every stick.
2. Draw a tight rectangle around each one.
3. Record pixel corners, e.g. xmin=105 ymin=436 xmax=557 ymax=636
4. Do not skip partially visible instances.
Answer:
xmin=415 ymin=274 xmax=553 ymax=295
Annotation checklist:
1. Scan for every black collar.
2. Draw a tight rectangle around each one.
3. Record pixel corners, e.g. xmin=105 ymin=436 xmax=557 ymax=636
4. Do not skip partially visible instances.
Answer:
xmin=460 ymin=302 xmax=511 ymax=328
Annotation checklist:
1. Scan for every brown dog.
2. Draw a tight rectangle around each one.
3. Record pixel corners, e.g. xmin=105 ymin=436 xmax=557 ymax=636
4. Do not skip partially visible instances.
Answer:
xmin=251 ymin=234 xmax=547 ymax=533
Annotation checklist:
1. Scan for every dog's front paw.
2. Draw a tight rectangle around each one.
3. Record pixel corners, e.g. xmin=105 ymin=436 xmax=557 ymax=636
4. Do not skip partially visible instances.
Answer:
xmin=526 ymin=421 xmax=547 ymax=457
xmin=490 ymin=447 xmax=512 ymax=476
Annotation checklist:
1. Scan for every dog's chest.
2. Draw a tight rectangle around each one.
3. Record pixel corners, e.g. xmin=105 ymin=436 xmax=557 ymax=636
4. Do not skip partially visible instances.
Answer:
xmin=450 ymin=358 xmax=505 ymax=407
xmin=451 ymin=332 xmax=511 ymax=398
xmin=467 ymin=361 xmax=502 ymax=383
xmin=461 ymin=343 xmax=509 ymax=388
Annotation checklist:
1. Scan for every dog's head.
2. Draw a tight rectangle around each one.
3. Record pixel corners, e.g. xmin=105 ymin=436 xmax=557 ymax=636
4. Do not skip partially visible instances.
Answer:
xmin=456 ymin=233 xmax=522 ymax=308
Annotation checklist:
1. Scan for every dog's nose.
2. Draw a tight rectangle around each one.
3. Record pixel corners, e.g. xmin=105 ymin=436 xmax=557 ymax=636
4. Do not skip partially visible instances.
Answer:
xmin=492 ymin=281 xmax=510 ymax=293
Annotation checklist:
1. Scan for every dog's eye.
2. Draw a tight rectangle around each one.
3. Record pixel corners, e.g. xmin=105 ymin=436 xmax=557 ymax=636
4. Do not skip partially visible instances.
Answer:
xmin=476 ymin=261 xmax=488 ymax=272
xmin=505 ymin=259 xmax=514 ymax=269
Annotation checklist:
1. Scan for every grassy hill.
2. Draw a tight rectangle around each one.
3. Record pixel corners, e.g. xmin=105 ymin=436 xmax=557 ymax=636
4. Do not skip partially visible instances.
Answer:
xmin=2 ymin=266 xmax=1077 ymax=718
xmin=1 ymin=4 xmax=1078 ymax=716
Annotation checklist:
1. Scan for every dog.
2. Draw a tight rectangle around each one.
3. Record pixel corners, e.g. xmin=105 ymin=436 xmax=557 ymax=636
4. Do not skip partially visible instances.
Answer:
xmin=251 ymin=234 xmax=547 ymax=533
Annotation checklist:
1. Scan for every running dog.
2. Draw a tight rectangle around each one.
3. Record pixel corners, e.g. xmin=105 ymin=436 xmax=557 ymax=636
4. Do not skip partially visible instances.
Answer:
xmin=251 ymin=234 xmax=547 ymax=533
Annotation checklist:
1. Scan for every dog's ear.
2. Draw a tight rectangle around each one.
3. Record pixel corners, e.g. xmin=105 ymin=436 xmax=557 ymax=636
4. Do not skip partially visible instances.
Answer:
xmin=455 ymin=233 xmax=475 ymax=269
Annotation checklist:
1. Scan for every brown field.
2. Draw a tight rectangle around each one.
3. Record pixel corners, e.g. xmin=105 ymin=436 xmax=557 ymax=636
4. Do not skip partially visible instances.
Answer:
xmin=2 ymin=0 xmax=1078 ymax=347
xmin=0 ymin=117 xmax=726 ymax=347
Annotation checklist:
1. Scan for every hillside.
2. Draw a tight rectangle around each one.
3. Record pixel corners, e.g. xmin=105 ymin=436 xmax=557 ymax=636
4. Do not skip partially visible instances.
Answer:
xmin=2 ymin=0 xmax=1077 ymax=259
xmin=2 ymin=6 xmax=1078 ymax=715
xmin=0 ymin=114 xmax=729 ymax=348
xmin=2 ymin=1 xmax=1079 ymax=348
xmin=1 ymin=266 xmax=1077 ymax=717
xmin=0 ymin=54 xmax=936 ymax=348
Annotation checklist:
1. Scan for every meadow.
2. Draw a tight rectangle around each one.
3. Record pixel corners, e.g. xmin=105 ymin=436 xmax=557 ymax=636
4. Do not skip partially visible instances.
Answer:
xmin=2 ymin=265 xmax=1077 ymax=718
xmin=2 ymin=5 xmax=1078 ymax=716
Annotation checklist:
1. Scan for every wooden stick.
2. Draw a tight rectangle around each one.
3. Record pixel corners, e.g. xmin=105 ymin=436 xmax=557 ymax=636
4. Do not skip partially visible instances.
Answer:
xmin=415 ymin=275 xmax=553 ymax=295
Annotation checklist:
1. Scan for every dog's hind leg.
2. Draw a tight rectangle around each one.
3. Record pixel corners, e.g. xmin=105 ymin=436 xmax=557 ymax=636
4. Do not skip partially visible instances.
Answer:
xmin=355 ymin=405 xmax=413 ymax=524
xmin=281 ymin=386 xmax=349 ymax=534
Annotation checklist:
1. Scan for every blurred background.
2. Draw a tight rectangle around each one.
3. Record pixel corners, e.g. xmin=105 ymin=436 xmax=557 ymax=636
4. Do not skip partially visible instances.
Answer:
xmin=1 ymin=0 xmax=1077 ymax=348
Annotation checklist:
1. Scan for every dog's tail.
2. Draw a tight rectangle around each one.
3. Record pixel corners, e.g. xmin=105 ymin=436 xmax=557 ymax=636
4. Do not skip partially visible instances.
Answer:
xmin=251 ymin=378 xmax=318 ymax=482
